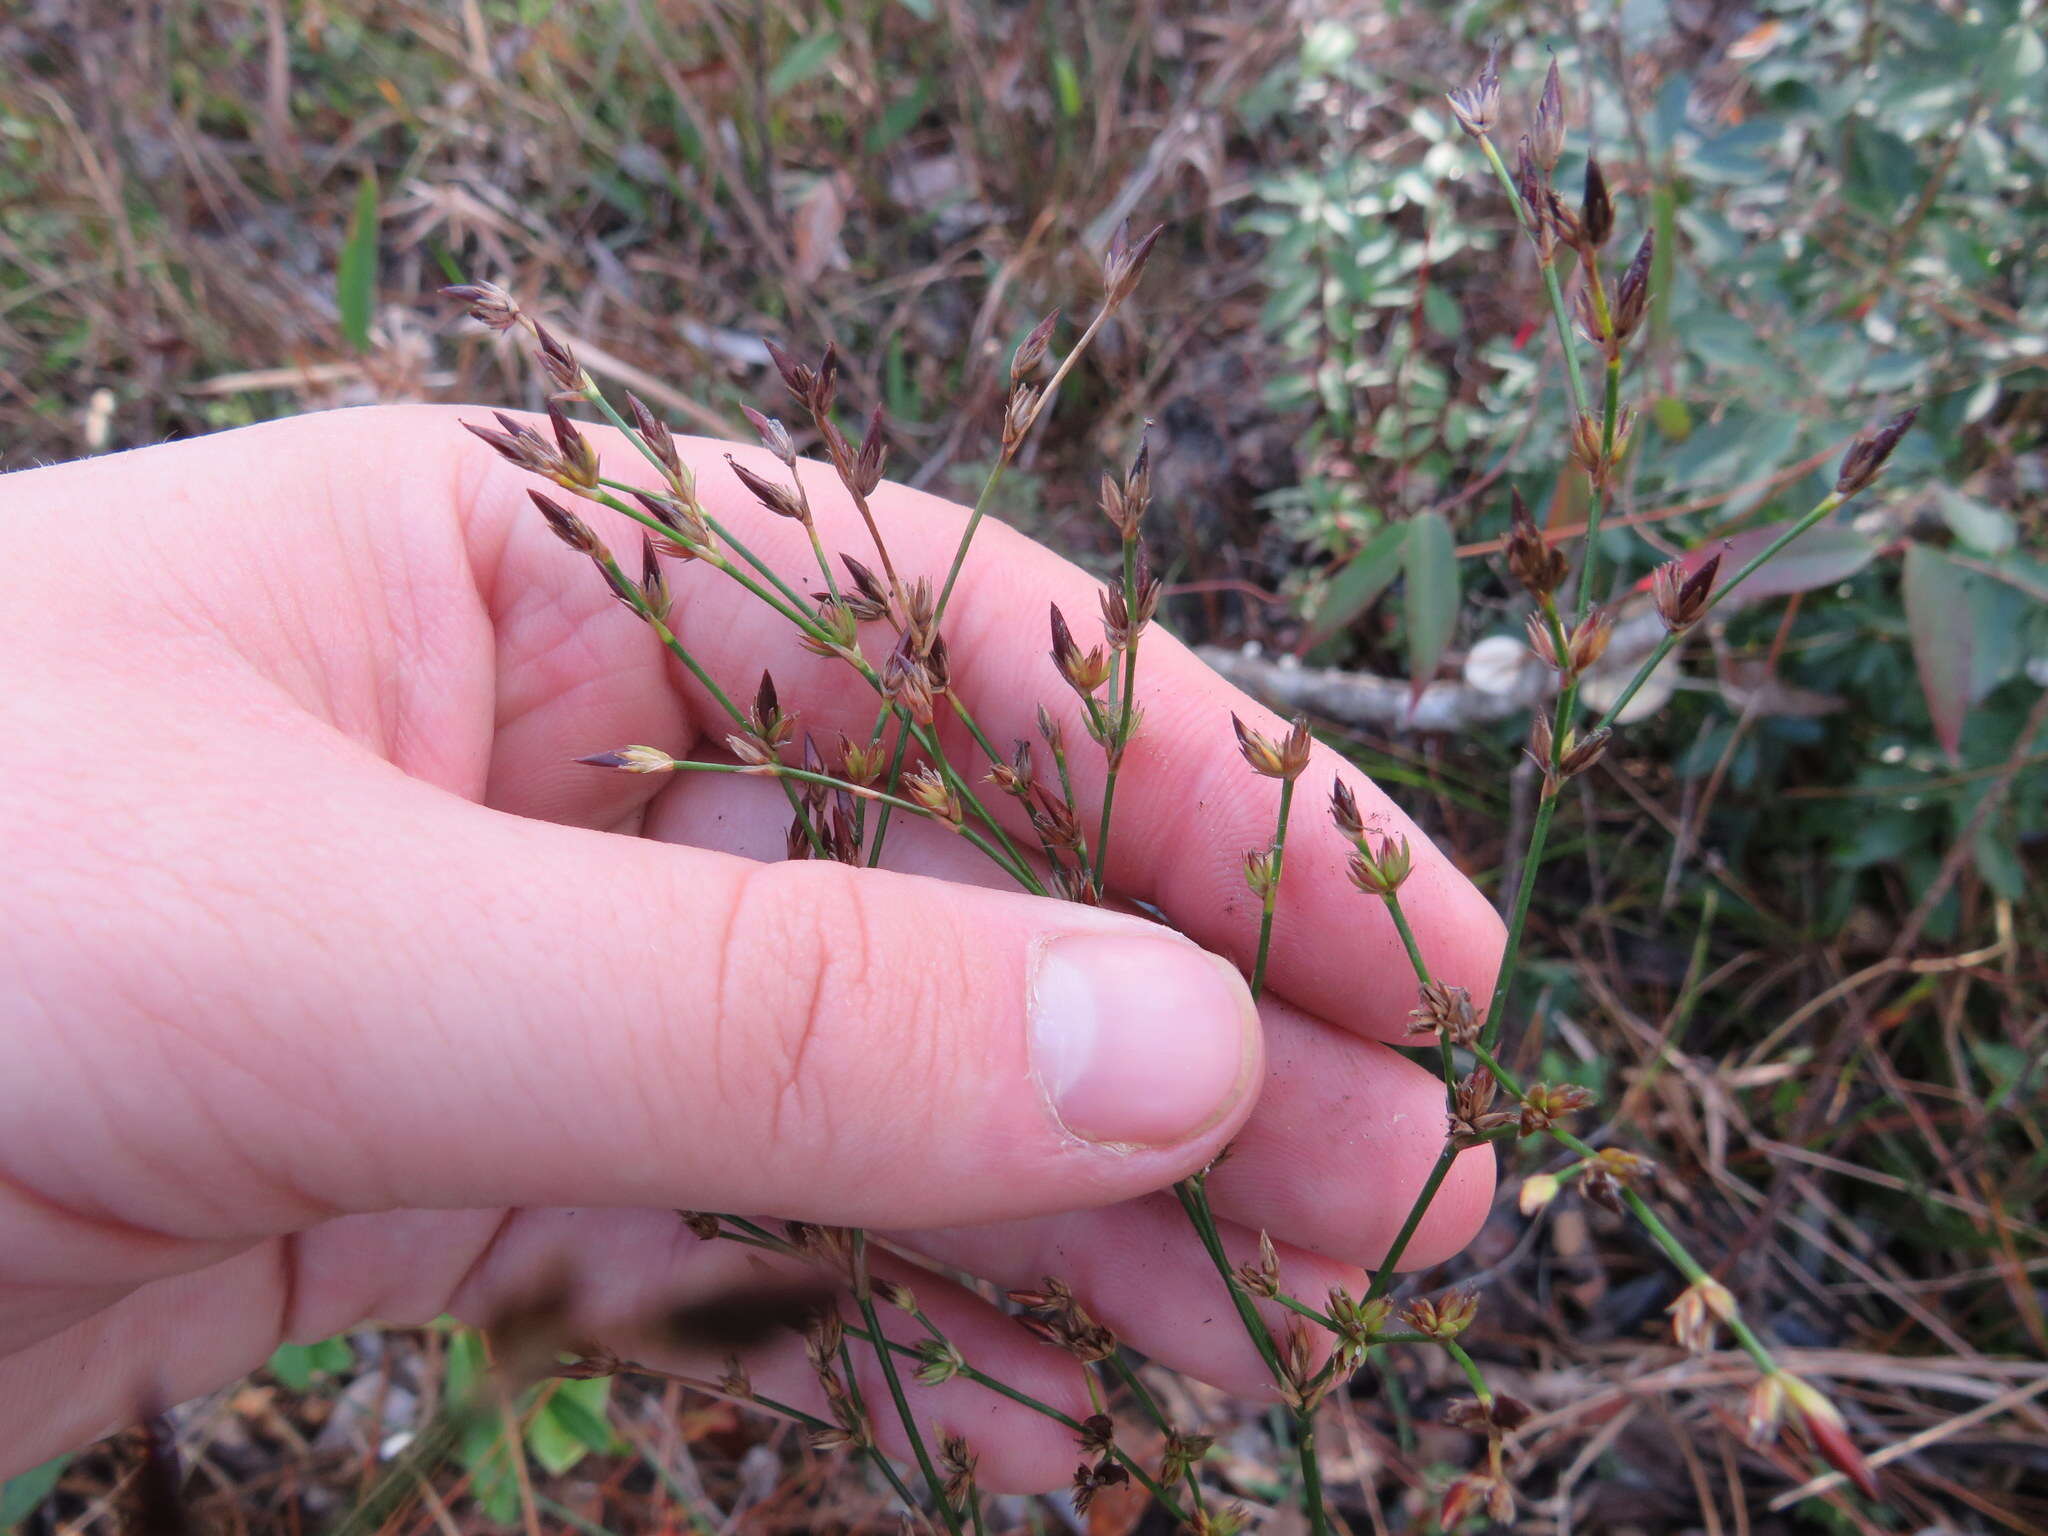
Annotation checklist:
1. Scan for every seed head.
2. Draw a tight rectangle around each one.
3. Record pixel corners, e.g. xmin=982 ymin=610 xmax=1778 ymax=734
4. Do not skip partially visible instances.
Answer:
xmin=531 ymin=321 xmax=586 ymax=395
xmin=1835 ymin=407 xmax=1918 ymax=497
xmin=441 ymin=280 xmax=522 ymax=331
xmin=526 ymin=489 xmax=600 ymax=555
xmin=1780 ymin=1373 xmax=1881 ymax=1499
xmin=1160 ymin=1432 xmax=1214 ymax=1487
xmin=726 ymin=456 xmax=805 ymax=520
xmin=1653 ymin=550 xmax=1721 ymax=632
xmin=544 ymin=401 xmax=601 ymax=489
xmin=1451 ymin=1068 xmax=1518 ymax=1147
xmin=1408 ymin=979 xmax=1479 ymax=1044
xmin=1580 ymin=1146 xmax=1653 ymax=1212
xmin=577 ymin=745 xmax=676 ymax=774
xmin=852 ymin=403 xmax=889 ymax=498
xmin=1504 ymin=488 xmax=1568 ymax=597
xmin=1231 ymin=713 xmax=1312 ymax=780
xmin=1746 ymin=1373 xmax=1787 ymax=1444
xmin=1580 ymin=155 xmax=1614 ymax=248
xmin=1668 ymin=1275 xmax=1737 ymax=1355
xmin=1557 ymin=724 xmax=1613 ymax=782
xmin=1514 ymin=136 xmax=1554 ymax=261
xmin=913 ymin=1337 xmax=966 ymax=1385
xmin=1348 ymin=833 xmax=1413 ymax=898
xmin=639 ymin=534 xmax=671 ymax=621
xmin=717 ymin=1356 xmax=752 ymax=1400
xmin=1329 ymin=778 xmax=1365 ymax=838
xmin=1445 ymin=44 xmax=1501 ymax=137
xmin=1070 ymin=1458 xmax=1130 ymax=1516
xmin=1100 ymin=433 xmax=1152 ymax=540
xmin=1102 ymin=221 xmax=1164 ymax=307
xmin=1050 ymin=603 xmax=1114 ymax=695
xmin=1566 ymin=609 xmax=1614 ymax=674
xmin=1403 ymin=1290 xmax=1478 ymax=1341
xmin=1243 ymin=847 xmax=1281 ymax=902
xmin=1013 ymin=309 xmax=1059 ymax=384
xmin=1518 ymin=1081 xmax=1595 ymax=1134
xmin=839 ymin=555 xmax=891 ymax=621
xmin=1325 ymin=1288 xmax=1392 ymax=1362
xmin=1532 ymin=58 xmax=1566 ymax=171
xmin=741 ymin=405 xmax=796 ymax=465
xmin=906 ymin=766 xmax=964 ymax=829
xmin=1236 ymin=1230 xmax=1282 ymax=1298
xmin=1440 ymin=1470 xmax=1515 ymax=1528
xmin=1612 ymin=229 xmax=1655 ymax=345
xmin=1444 ymin=1394 xmax=1533 ymax=1436
xmin=939 ymin=1431 xmax=978 ymax=1503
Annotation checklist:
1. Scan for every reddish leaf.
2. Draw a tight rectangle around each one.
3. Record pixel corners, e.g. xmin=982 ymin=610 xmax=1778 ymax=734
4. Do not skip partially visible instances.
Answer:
xmin=1902 ymin=542 xmax=1973 ymax=762
xmin=1674 ymin=520 xmax=1878 ymax=606
xmin=1404 ymin=510 xmax=1459 ymax=693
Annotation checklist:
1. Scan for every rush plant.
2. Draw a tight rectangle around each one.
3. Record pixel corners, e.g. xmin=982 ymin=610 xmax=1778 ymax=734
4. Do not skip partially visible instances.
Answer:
xmin=441 ymin=54 xmax=1913 ymax=1529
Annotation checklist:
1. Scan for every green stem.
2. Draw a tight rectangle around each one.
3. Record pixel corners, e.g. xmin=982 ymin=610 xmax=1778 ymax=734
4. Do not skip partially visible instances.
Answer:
xmin=1173 ymin=1180 xmax=1285 ymax=1382
xmin=850 ymin=1234 xmax=964 ymax=1536
xmin=1297 ymin=1412 xmax=1330 ymax=1536
xmin=1107 ymin=1355 xmax=1210 ymax=1521
xmin=864 ymin=710 xmax=915 ymax=867
xmin=1250 ymin=777 xmax=1296 ymax=998
xmin=1442 ymin=1340 xmax=1493 ymax=1402
xmin=838 ymin=1325 xmax=1193 ymax=1526
xmin=1577 ymin=356 xmax=1623 ymax=623
xmin=1476 ymin=136 xmax=1591 ymax=418
xmin=1593 ymin=491 xmax=1847 ymax=732
xmin=1364 ymin=1146 xmax=1460 ymax=1302
xmin=932 ymin=308 xmax=1115 ymax=626
xmin=659 ymin=759 xmax=1035 ymax=889
xmin=1092 ymin=537 xmax=1143 ymax=892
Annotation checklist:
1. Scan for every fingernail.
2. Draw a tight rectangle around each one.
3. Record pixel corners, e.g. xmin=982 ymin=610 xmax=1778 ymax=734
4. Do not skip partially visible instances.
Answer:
xmin=1030 ymin=933 xmax=1257 ymax=1147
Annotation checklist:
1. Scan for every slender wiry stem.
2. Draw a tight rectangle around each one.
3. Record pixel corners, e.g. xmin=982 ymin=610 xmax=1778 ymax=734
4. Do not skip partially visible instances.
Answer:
xmin=836 ymin=1324 xmax=1194 ymax=1526
xmin=849 ymin=1233 xmax=965 ymax=1536
xmin=1576 ymin=355 xmax=1623 ymax=623
xmin=933 ymin=307 xmax=1117 ymax=625
xmin=1093 ymin=537 xmax=1143 ymax=890
xmin=1593 ymin=490 xmax=1847 ymax=732
xmin=656 ymin=759 xmax=1039 ymax=890
xmin=1173 ymin=1179 xmax=1285 ymax=1382
xmin=1250 ymin=777 xmax=1296 ymax=997
xmin=1106 ymin=1354 xmax=1210 ymax=1522
xmin=1475 ymin=137 xmax=1591 ymax=417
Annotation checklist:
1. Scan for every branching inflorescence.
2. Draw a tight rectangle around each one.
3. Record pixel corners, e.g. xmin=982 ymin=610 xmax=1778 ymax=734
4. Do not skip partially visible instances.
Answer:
xmin=443 ymin=53 xmax=1911 ymax=1529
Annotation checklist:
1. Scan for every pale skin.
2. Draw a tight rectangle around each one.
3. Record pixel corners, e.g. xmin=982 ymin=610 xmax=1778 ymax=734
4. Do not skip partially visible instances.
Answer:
xmin=0 ymin=405 xmax=1501 ymax=1487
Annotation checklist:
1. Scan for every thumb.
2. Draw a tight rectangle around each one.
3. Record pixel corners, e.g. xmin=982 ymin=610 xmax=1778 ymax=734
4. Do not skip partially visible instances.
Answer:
xmin=31 ymin=763 xmax=1263 ymax=1240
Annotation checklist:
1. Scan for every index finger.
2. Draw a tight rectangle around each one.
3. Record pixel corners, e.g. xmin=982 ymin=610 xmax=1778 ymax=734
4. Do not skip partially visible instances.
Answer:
xmin=623 ymin=427 xmax=1506 ymax=1044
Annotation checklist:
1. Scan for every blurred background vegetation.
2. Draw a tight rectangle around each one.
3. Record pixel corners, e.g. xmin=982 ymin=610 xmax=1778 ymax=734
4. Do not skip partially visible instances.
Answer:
xmin=4 ymin=0 xmax=2044 ymax=1531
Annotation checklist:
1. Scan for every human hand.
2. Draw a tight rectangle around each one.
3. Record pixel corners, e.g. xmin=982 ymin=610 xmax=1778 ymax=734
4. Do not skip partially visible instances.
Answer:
xmin=0 ymin=405 xmax=1499 ymax=1484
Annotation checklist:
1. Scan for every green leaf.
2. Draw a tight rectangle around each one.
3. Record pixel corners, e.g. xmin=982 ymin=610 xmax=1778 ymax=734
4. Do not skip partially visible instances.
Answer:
xmin=1840 ymin=119 xmax=1923 ymax=219
xmin=267 ymin=1333 xmax=355 ymax=1391
xmin=1650 ymin=395 xmax=1693 ymax=442
xmin=337 ymin=169 xmax=379 ymax=354
xmin=529 ymin=1379 xmax=619 ymax=1475
xmin=3 ymin=1455 xmax=70 ymax=1530
xmin=1718 ymin=520 xmax=1879 ymax=603
xmin=767 ymin=30 xmax=841 ymax=97
xmin=1051 ymin=54 xmax=1082 ymax=119
xmin=1306 ymin=521 xmax=1406 ymax=645
xmin=865 ymin=81 xmax=931 ymax=151
xmin=1403 ymin=511 xmax=1459 ymax=687
xmin=458 ymin=1410 xmax=524 ymax=1525
xmin=1902 ymin=543 xmax=1974 ymax=762
xmin=1935 ymin=487 xmax=2016 ymax=555
xmin=268 ymin=1342 xmax=316 ymax=1391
